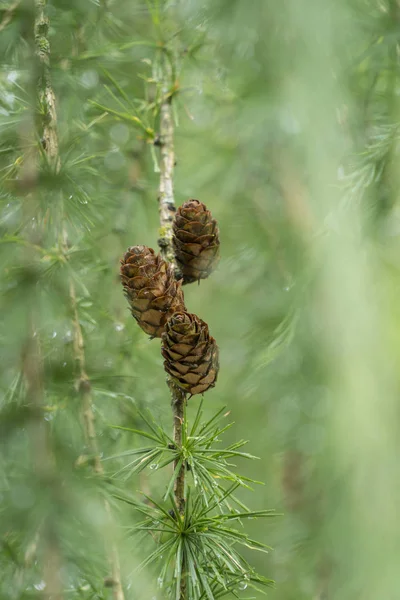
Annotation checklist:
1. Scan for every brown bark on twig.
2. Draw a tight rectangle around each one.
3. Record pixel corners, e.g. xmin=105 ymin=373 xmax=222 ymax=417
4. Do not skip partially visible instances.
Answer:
xmin=158 ymin=84 xmax=178 ymax=267
xmin=169 ymin=381 xmax=186 ymax=514
xmin=158 ymin=58 xmax=187 ymax=600
xmin=35 ymin=0 xmax=60 ymax=169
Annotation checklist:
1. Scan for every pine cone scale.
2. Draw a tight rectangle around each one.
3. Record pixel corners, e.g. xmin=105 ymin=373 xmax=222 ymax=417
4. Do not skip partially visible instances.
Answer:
xmin=168 ymin=342 xmax=193 ymax=355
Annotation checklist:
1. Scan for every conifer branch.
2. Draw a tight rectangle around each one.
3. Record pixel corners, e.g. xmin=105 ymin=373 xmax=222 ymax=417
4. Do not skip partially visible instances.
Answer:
xmin=158 ymin=56 xmax=187 ymax=599
xmin=68 ymin=277 xmax=102 ymax=473
xmin=33 ymin=3 xmax=125 ymax=598
xmin=15 ymin=6 xmax=65 ymax=596
xmin=158 ymin=68 xmax=178 ymax=267
xmin=34 ymin=0 xmax=60 ymax=169
xmin=69 ymin=276 xmax=125 ymax=599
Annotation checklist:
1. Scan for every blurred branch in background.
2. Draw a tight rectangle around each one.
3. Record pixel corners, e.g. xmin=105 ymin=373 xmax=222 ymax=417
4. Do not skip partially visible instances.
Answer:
xmin=0 ymin=0 xmax=20 ymax=33
xmin=34 ymin=1 xmax=125 ymax=597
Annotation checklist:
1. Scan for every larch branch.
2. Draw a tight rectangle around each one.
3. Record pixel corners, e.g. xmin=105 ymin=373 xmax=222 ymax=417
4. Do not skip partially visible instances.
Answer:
xmin=158 ymin=54 xmax=187 ymax=600
xmin=33 ymin=2 xmax=125 ymax=598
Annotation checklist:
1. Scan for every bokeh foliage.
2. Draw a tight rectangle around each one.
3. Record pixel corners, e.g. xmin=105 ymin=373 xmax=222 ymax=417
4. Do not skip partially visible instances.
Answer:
xmin=2 ymin=0 xmax=400 ymax=599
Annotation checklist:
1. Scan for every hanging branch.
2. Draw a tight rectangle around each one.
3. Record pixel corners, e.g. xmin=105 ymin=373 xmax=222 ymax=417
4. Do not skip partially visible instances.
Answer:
xmin=13 ymin=5 xmax=66 ymax=597
xmin=117 ymin=21 xmax=273 ymax=600
xmin=157 ymin=51 xmax=187 ymax=597
xmin=69 ymin=278 xmax=125 ymax=599
xmin=34 ymin=2 xmax=125 ymax=598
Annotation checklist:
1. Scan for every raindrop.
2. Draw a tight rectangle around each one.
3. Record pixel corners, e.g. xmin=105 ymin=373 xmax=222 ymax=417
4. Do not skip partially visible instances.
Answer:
xmin=34 ymin=581 xmax=46 ymax=591
xmin=157 ymin=576 xmax=163 ymax=588
xmin=114 ymin=322 xmax=125 ymax=332
xmin=3 ymin=92 xmax=15 ymax=106
xmin=150 ymin=463 xmax=159 ymax=471
xmin=7 ymin=70 xmax=18 ymax=83
xmin=238 ymin=575 xmax=249 ymax=591
xmin=80 ymin=70 xmax=99 ymax=89
xmin=51 ymin=331 xmax=57 ymax=338
xmin=44 ymin=413 xmax=54 ymax=422
xmin=64 ymin=330 xmax=73 ymax=343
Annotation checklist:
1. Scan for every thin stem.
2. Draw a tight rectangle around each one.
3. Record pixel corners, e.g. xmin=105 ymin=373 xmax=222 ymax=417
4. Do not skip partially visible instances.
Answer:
xmin=158 ymin=54 xmax=187 ymax=599
xmin=68 ymin=276 xmax=102 ymax=473
xmin=34 ymin=0 xmax=60 ymax=168
xmin=170 ymin=381 xmax=186 ymax=514
xmin=158 ymin=61 xmax=178 ymax=268
xmin=33 ymin=3 xmax=125 ymax=598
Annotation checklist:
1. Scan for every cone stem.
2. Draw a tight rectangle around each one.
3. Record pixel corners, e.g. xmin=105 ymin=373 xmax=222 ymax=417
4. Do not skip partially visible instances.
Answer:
xmin=34 ymin=3 xmax=125 ymax=598
xmin=170 ymin=379 xmax=187 ymax=600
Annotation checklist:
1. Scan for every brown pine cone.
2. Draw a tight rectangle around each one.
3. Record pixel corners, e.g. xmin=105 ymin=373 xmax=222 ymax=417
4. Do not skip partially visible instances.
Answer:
xmin=172 ymin=199 xmax=220 ymax=284
xmin=120 ymin=246 xmax=185 ymax=338
xmin=161 ymin=311 xmax=219 ymax=395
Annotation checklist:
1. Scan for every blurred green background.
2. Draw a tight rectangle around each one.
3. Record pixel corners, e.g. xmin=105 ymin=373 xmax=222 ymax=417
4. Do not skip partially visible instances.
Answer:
xmin=2 ymin=0 xmax=400 ymax=598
